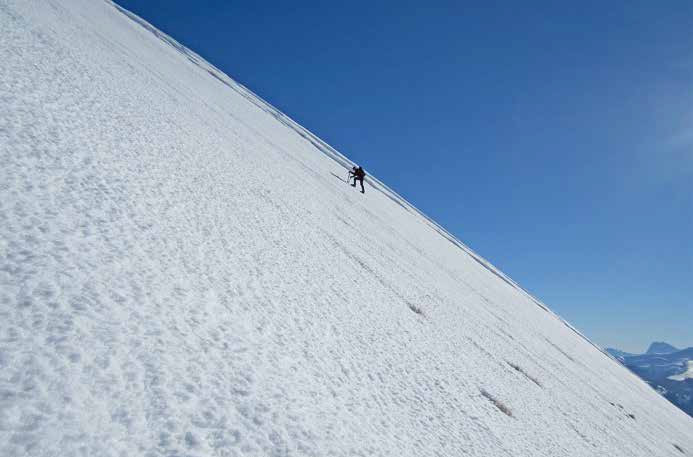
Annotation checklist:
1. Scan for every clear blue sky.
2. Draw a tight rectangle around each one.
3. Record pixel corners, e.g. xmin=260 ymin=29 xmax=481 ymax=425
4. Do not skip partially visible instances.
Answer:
xmin=114 ymin=0 xmax=692 ymax=353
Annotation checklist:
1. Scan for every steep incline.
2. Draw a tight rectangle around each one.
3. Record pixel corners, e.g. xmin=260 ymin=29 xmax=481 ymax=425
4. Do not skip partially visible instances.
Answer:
xmin=1 ymin=1 xmax=691 ymax=456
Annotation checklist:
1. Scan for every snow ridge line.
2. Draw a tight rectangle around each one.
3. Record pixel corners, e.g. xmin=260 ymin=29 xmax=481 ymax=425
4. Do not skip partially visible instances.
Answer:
xmin=107 ymin=0 xmax=619 ymax=367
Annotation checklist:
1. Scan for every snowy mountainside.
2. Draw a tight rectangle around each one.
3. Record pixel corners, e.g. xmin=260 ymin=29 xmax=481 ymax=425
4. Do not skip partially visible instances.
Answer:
xmin=1 ymin=1 xmax=692 ymax=456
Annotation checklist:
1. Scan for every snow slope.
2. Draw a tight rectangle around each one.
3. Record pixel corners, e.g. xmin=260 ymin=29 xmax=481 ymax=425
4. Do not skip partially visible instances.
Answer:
xmin=1 ymin=1 xmax=691 ymax=456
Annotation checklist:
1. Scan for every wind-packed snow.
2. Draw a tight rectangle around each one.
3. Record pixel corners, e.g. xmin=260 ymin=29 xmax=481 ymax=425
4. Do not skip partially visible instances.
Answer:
xmin=1 ymin=1 xmax=692 ymax=456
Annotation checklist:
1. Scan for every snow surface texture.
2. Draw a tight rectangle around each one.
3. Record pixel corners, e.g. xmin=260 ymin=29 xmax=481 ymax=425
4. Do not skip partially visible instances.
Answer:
xmin=1 ymin=1 xmax=692 ymax=456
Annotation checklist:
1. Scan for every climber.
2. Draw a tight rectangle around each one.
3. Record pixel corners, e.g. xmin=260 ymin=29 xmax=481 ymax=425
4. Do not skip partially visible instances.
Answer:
xmin=351 ymin=166 xmax=366 ymax=193
xmin=347 ymin=166 xmax=357 ymax=182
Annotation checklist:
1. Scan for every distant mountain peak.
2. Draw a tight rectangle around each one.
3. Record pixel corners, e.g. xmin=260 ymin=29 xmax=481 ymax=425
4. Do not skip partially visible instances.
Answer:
xmin=646 ymin=342 xmax=679 ymax=355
